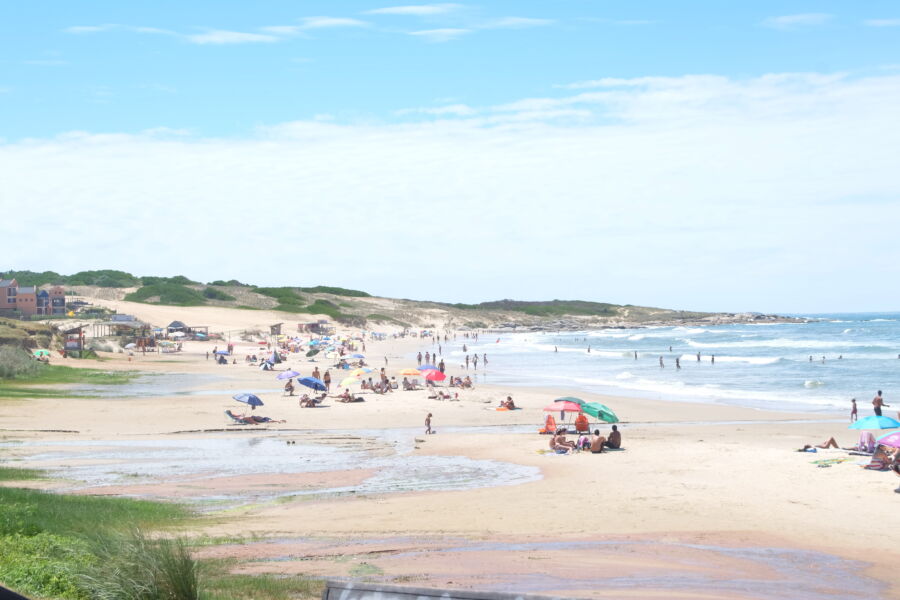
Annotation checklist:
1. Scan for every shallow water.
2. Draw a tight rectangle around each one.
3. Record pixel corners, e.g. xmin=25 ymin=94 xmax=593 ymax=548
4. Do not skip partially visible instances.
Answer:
xmin=0 ymin=431 xmax=540 ymax=508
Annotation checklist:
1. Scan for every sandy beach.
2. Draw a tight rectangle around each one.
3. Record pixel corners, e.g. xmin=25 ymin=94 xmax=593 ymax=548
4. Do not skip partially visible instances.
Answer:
xmin=2 ymin=300 xmax=899 ymax=599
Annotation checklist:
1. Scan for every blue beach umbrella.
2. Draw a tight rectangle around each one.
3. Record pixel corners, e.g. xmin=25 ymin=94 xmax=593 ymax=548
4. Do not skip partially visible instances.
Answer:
xmin=233 ymin=393 xmax=264 ymax=408
xmin=849 ymin=415 xmax=900 ymax=430
xmin=276 ymin=370 xmax=300 ymax=380
xmin=419 ymin=364 xmax=438 ymax=371
xmin=352 ymin=353 xmax=365 ymax=359
xmin=215 ymin=350 xmax=229 ymax=355
xmin=298 ymin=377 xmax=326 ymax=391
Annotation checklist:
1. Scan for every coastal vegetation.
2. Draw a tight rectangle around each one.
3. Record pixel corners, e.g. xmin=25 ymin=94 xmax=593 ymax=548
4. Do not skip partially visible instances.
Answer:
xmin=0 ymin=467 xmax=323 ymax=600
xmin=0 ymin=318 xmax=56 ymax=349
xmin=0 ymin=351 xmax=136 ymax=398
xmin=124 ymin=283 xmax=208 ymax=307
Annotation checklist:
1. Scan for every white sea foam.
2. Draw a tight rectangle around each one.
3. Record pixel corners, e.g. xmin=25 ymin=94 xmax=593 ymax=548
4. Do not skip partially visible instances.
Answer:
xmin=677 ymin=354 xmax=780 ymax=365
xmin=804 ymin=380 xmax=826 ymax=388
xmin=685 ymin=338 xmax=877 ymax=350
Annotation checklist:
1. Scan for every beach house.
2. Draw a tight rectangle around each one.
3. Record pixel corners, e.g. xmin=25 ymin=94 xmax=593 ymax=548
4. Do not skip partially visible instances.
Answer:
xmin=0 ymin=279 xmax=69 ymax=318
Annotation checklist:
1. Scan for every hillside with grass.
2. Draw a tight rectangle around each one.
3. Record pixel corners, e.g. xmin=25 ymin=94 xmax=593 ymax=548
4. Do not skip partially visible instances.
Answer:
xmin=3 ymin=268 xmax=795 ymax=329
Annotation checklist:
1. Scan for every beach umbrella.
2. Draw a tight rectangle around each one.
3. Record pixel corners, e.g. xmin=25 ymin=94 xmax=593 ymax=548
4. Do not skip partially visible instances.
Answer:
xmin=554 ymin=396 xmax=585 ymax=406
xmin=398 ymin=368 xmax=421 ymax=376
xmin=423 ymin=370 xmax=446 ymax=382
xmin=351 ymin=353 xmax=365 ymax=359
xmin=350 ymin=368 xmax=373 ymax=377
xmin=339 ymin=376 xmax=361 ymax=388
xmin=419 ymin=364 xmax=438 ymax=371
xmin=306 ymin=348 xmax=320 ymax=357
xmin=544 ymin=401 xmax=583 ymax=413
xmin=215 ymin=350 xmax=229 ymax=355
xmin=875 ymin=431 xmax=900 ymax=448
xmin=123 ymin=343 xmax=136 ymax=350
xmin=298 ymin=376 xmax=326 ymax=391
xmin=233 ymin=393 xmax=264 ymax=409
xmin=276 ymin=370 xmax=300 ymax=380
xmin=581 ymin=402 xmax=619 ymax=423
xmin=849 ymin=415 xmax=900 ymax=430
xmin=32 ymin=349 xmax=51 ymax=357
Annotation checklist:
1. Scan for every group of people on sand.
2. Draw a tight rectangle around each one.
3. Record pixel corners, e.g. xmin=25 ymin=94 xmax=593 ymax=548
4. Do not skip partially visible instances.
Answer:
xmin=800 ymin=430 xmax=900 ymax=493
xmin=550 ymin=425 xmax=621 ymax=455
xmin=449 ymin=376 xmax=473 ymax=389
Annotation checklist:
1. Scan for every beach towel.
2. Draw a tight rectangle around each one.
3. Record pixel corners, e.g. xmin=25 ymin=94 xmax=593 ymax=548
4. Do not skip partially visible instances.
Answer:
xmin=810 ymin=457 xmax=852 ymax=466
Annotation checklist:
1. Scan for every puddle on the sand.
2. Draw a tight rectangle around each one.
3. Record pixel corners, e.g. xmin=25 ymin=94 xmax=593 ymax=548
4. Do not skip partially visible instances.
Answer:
xmin=0 ymin=431 xmax=540 ymax=508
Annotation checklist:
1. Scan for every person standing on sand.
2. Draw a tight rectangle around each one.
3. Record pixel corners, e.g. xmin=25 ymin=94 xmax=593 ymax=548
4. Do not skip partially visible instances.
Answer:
xmin=438 ymin=359 xmax=445 ymax=373
xmin=425 ymin=351 xmax=430 ymax=364
xmin=425 ymin=413 xmax=433 ymax=435
xmin=483 ymin=354 xmax=487 ymax=368
xmin=473 ymin=354 xmax=479 ymax=370
xmin=323 ymin=370 xmax=331 ymax=392
xmin=463 ymin=344 xmax=467 ymax=352
xmin=873 ymin=390 xmax=889 ymax=416
xmin=466 ymin=355 xmax=470 ymax=369
xmin=312 ymin=366 xmax=321 ymax=381
xmin=851 ymin=398 xmax=858 ymax=422
xmin=711 ymin=355 xmax=715 ymax=365
xmin=417 ymin=352 xmax=422 ymax=366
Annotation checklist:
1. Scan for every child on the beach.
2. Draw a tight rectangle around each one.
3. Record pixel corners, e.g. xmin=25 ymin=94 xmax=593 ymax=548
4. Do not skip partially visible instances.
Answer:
xmin=425 ymin=413 xmax=433 ymax=435
xmin=850 ymin=398 xmax=858 ymax=422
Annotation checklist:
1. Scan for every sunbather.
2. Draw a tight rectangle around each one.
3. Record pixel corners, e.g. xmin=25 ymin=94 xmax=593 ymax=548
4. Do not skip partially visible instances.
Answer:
xmin=500 ymin=396 xmax=516 ymax=409
xmin=225 ymin=410 xmax=285 ymax=424
xmin=798 ymin=437 xmax=840 ymax=452
xmin=550 ymin=429 xmax=576 ymax=454
xmin=891 ymin=452 xmax=900 ymax=493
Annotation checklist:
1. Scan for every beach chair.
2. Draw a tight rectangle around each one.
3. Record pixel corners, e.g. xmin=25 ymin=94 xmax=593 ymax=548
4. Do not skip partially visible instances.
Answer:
xmin=574 ymin=414 xmax=590 ymax=435
xmin=225 ymin=410 xmax=253 ymax=425
xmin=539 ymin=415 xmax=557 ymax=434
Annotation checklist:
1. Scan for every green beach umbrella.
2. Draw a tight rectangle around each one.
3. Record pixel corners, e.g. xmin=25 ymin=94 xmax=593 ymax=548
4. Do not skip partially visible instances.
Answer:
xmin=554 ymin=396 xmax=585 ymax=405
xmin=581 ymin=402 xmax=619 ymax=423
xmin=32 ymin=349 xmax=50 ymax=357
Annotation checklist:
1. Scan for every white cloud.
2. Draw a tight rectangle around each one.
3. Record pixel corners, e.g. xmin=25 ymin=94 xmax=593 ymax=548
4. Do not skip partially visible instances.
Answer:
xmin=64 ymin=24 xmax=119 ymax=34
xmin=481 ymin=17 xmax=554 ymax=29
xmin=299 ymin=16 xmax=369 ymax=29
xmin=763 ymin=13 xmax=832 ymax=29
xmin=864 ymin=18 xmax=900 ymax=27
xmin=396 ymin=103 xmax=477 ymax=116
xmin=409 ymin=28 xmax=470 ymax=41
xmin=186 ymin=30 xmax=279 ymax=45
xmin=366 ymin=4 xmax=460 ymax=16
xmin=3 ymin=71 xmax=899 ymax=312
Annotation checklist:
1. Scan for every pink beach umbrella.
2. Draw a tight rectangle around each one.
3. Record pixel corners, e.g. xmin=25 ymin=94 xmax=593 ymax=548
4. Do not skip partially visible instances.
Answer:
xmin=543 ymin=401 xmax=582 ymax=413
xmin=875 ymin=431 xmax=900 ymax=448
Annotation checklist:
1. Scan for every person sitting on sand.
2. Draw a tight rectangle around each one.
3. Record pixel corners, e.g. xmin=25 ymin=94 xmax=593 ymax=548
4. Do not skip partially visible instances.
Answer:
xmin=590 ymin=429 xmax=608 ymax=453
xmin=864 ymin=446 xmax=895 ymax=470
xmin=604 ymin=425 xmax=621 ymax=449
xmin=551 ymin=429 xmax=577 ymax=453
xmin=798 ymin=437 xmax=840 ymax=452
xmin=499 ymin=396 xmax=516 ymax=409
xmin=462 ymin=376 xmax=473 ymax=389
xmin=283 ymin=379 xmax=295 ymax=396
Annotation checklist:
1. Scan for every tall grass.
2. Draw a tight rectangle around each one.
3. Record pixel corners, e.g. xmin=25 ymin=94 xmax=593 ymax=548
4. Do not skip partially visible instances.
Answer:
xmin=0 ymin=346 xmax=41 ymax=379
xmin=78 ymin=530 xmax=199 ymax=600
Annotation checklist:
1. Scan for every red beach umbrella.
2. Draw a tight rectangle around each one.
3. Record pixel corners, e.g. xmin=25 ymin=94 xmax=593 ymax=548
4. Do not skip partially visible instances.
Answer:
xmin=423 ymin=370 xmax=446 ymax=382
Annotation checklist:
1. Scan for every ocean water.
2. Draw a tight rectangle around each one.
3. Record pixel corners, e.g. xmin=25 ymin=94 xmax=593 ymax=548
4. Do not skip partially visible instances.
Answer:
xmin=440 ymin=313 xmax=900 ymax=414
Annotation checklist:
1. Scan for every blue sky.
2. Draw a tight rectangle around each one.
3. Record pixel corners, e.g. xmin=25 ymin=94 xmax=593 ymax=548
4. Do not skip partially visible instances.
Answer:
xmin=2 ymin=2 xmax=899 ymax=312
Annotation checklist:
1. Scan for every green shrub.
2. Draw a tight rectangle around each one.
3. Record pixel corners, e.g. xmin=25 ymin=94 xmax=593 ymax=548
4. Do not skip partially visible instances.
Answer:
xmin=299 ymin=286 xmax=370 ymax=297
xmin=202 ymin=288 xmax=236 ymax=302
xmin=67 ymin=270 xmax=141 ymax=287
xmin=0 ymin=533 xmax=95 ymax=600
xmin=0 ymin=346 xmax=41 ymax=379
xmin=124 ymin=284 xmax=207 ymax=307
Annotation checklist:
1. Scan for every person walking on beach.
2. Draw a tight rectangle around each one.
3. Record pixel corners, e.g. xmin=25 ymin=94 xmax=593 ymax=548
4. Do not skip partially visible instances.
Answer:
xmin=463 ymin=344 xmax=467 ymax=353
xmin=873 ymin=391 xmax=889 ymax=416
xmin=438 ymin=359 xmax=445 ymax=373
xmin=425 ymin=413 xmax=433 ymax=435
xmin=851 ymin=398 xmax=858 ymax=422
xmin=425 ymin=351 xmax=430 ymax=364
xmin=312 ymin=366 xmax=321 ymax=381
xmin=473 ymin=354 xmax=479 ymax=370
xmin=659 ymin=356 xmax=664 ymax=368
xmin=417 ymin=352 xmax=422 ymax=366
xmin=323 ymin=370 xmax=331 ymax=392
xmin=483 ymin=354 xmax=487 ymax=368
xmin=465 ymin=355 xmax=470 ymax=369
